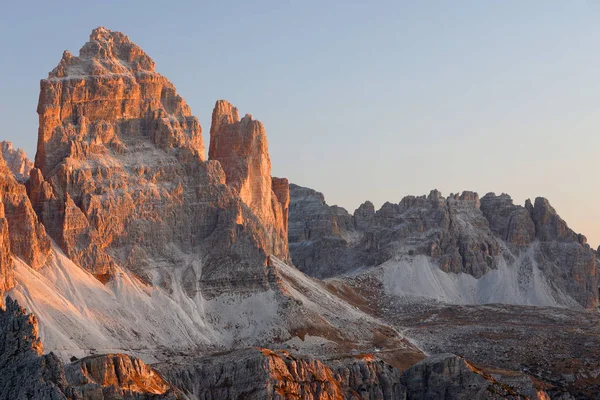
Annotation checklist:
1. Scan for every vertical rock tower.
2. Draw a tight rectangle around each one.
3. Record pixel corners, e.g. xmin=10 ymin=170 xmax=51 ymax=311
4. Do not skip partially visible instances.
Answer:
xmin=209 ymin=100 xmax=289 ymax=259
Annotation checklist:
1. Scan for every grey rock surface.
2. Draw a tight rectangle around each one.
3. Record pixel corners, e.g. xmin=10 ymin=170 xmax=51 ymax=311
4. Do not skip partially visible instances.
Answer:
xmin=0 ymin=297 xmax=68 ymax=400
xmin=400 ymin=353 xmax=539 ymax=399
xmin=288 ymin=184 xmax=599 ymax=308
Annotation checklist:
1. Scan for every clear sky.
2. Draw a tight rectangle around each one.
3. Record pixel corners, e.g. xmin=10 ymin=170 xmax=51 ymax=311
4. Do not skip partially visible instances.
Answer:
xmin=1 ymin=1 xmax=598 ymax=248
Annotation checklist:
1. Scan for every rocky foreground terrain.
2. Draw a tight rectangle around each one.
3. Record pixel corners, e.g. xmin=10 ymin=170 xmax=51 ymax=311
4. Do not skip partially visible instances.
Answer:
xmin=0 ymin=27 xmax=597 ymax=399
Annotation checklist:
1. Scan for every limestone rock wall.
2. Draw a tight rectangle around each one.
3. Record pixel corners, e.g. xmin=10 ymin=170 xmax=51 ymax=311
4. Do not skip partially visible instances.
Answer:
xmin=0 ymin=151 xmax=52 ymax=271
xmin=288 ymin=184 xmax=600 ymax=308
xmin=31 ymin=28 xmax=284 ymax=294
xmin=209 ymin=100 xmax=289 ymax=260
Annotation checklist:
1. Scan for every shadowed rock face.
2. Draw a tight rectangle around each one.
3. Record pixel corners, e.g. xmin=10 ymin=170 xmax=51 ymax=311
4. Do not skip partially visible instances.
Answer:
xmin=30 ymin=28 xmax=286 ymax=294
xmin=1 ymin=141 xmax=33 ymax=182
xmin=400 ymin=353 xmax=546 ymax=400
xmin=288 ymin=184 xmax=599 ymax=308
xmin=209 ymin=100 xmax=289 ymax=261
xmin=0 ymin=297 xmax=68 ymax=399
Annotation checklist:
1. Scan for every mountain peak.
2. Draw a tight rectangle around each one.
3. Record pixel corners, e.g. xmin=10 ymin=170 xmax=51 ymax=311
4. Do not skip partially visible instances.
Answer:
xmin=49 ymin=27 xmax=155 ymax=79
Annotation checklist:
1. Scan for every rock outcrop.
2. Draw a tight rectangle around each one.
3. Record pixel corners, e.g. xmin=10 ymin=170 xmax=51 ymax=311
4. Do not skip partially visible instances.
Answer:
xmin=0 ymin=297 xmax=69 ymax=399
xmin=31 ymin=27 xmax=282 ymax=292
xmin=289 ymin=185 xmax=599 ymax=308
xmin=289 ymin=185 xmax=502 ymax=279
xmin=0 ymin=202 xmax=13 ymax=303
xmin=0 ymin=150 xmax=52 ymax=271
xmin=158 ymin=348 xmax=405 ymax=400
xmin=65 ymin=354 xmax=176 ymax=399
xmin=1 ymin=141 xmax=33 ymax=182
xmin=209 ymin=100 xmax=289 ymax=260
xmin=400 ymin=353 xmax=546 ymax=399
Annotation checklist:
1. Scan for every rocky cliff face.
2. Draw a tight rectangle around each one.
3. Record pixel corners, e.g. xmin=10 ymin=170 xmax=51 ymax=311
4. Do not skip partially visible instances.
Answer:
xmin=0 ymin=149 xmax=52 ymax=272
xmin=31 ymin=27 xmax=283 ymax=292
xmin=65 ymin=354 xmax=176 ymax=399
xmin=400 ymin=353 xmax=546 ymax=400
xmin=158 ymin=348 xmax=405 ymax=400
xmin=7 ymin=27 xmax=408 ymax=362
xmin=1 ymin=141 xmax=33 ymax=182
xmin=209 ymin=100 xmax=289 ymax=260
xmin=0 ymin=297 xmax=68 ymax=399
xmin=158 ymin=348 xmax=548 ymax=400
xmin=0 ymin=202 xmax=13 ymax=303
xmin=289 ymin=185 xmax=599 ymax=308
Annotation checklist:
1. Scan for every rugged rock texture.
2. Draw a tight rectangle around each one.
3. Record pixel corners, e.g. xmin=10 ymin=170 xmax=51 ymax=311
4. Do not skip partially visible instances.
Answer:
xmin=289 ymin=185 xmax=502 ymax=279
xmin=0 ymin=202 xmax=13 ymax=303
xmin=0 ymin=151 xmax=52 ymax=271
xmin=1 ymin=141 xmax=33 ymax=182
xmin=159 ymin=348 xmax=548 ymax=400
xmin=0 ymin=298 xmax=178 ymax=399
xmin=481 ymin=194 xmax=599 ymax=308
xmin=65 ymin=354 xmax=176 ymax=399
xmin=158 ymin=348 xmax=406 ymax=400
xmin=31 ymin=28 xmax=282 ymax=292
xmin=158 ymin=348 xmax=342 ymax=399
xmin=328 ymin=355 xmax=404 ymax=399
xmin=289 ymin=185 xmax=599 ymax=308
xmin=400 ymin=353 xmax=543 ymax=399
xmin=18 ymin=28 xmax=402 ymax=359
xmin=209 ymin=100 xmax=289 ymax=260
xmin=479 ymin=193 xmax=535 ymax=247
xmin=0 ymin=297 xmax=69 ymax=399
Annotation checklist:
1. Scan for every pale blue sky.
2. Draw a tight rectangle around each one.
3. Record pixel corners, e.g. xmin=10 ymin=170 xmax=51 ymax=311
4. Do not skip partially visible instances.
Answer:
xmin=1 ymin=1 xmax=598 ymax=247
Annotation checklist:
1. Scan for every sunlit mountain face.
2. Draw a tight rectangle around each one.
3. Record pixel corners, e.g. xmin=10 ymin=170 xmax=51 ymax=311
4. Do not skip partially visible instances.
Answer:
xmin=0 ymin=26 xmax=598 ymax=400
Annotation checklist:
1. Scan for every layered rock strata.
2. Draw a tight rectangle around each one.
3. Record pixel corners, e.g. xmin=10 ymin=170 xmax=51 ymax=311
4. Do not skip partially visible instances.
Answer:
xmin=400 ymin=353 xmax=545 ymax=399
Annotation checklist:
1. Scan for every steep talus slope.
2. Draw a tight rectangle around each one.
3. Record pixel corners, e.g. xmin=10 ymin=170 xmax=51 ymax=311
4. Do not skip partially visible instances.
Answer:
xmin=0 ymin=297 xmax=177 ymax=399
xmin=289 ymin=184 xmax=599 ymax=308
xmin=1 ymin=141 xmax=33 ymax=182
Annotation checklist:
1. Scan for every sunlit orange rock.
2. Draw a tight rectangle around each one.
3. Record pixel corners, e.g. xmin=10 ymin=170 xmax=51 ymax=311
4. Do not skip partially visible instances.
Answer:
xmin=0 ymin=151 xmax=51 ymax=272
xmin=0 ymin=201 xmax=13 ymax=303
xmin=209 ymin=100 xmax=289 ymax=259
xmin=31 ymin=27 xmax=286 ymax=293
